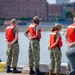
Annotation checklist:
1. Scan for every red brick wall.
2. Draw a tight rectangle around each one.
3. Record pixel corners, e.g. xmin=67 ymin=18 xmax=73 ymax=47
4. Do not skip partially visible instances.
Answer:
xmin=0 ymin=0 xmax=47 ymax=20
xmin=48 ymin=4 xmax=62 ymax=15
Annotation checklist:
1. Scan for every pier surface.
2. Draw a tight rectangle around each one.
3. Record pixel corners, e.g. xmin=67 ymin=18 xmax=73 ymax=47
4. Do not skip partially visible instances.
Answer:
xmin=0 ymin=63 xmax=68 ymax=75
xmin=0 ymin=72 xmax=66 ymax=75
xmin=0 ymin=72 xmax=29 ymax=75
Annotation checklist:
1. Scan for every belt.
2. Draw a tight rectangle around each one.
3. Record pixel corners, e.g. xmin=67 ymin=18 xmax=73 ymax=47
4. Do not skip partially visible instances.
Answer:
xmin=32 ymin=39 xmax=38 ymax=40
xmin=31 ymin=39 xmax=40 ymax=42
xmin=8 ymin=40 xmax=18 ymax=43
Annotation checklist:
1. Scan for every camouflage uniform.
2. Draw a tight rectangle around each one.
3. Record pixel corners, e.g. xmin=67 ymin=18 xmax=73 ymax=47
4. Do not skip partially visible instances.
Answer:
xmin=50 ymin=47 xmax=62 ymax=73
xmin=6 ymin=27 xmax=19 ymax=67
xmin=28 ymin=25 xmax=41 ymax=68
xmin=28 ymin=40 xmax=40 ymax=68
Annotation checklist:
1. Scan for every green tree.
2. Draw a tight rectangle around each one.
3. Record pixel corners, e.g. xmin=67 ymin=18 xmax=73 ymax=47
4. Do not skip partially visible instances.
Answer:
xmin=66 ymin=11 xmax=74 ymax=19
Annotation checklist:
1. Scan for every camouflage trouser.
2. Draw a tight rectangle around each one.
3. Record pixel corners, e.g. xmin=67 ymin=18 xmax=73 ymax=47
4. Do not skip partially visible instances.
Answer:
xmin=6 ymin=42 xmax=19 ymax=67
xmin=50 ymin=47 xmax=62 ymax=73
xmin=28 ymin=40 xmax=40 ymax=68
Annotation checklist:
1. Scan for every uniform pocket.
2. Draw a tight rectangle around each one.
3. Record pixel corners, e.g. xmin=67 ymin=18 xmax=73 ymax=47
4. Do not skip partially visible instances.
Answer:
xmin=6 ymin=47 xmax=11 ymax=55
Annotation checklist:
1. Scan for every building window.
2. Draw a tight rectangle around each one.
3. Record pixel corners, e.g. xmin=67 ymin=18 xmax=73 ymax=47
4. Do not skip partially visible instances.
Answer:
xmin=34 ymin=12 xmax=36 ymax=15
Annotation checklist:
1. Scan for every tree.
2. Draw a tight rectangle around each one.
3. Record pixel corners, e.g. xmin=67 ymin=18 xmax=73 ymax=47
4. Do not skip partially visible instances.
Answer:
xmin=66 ymin=11 xmax=73 ymax=19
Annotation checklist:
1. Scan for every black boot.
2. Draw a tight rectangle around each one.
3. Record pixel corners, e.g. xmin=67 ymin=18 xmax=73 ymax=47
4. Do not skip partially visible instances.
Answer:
xmin=35 ymin=68 xmax=45 ymax=75
xmin=12 ymin=67 xmax=21 ymax=73
xmin=6 ymin=66 xmax=12 ymax=73
xmin=30 ymin=68 xmax=35 ymax=74
xmin=0 ymin=59 xmax=1 ymax=62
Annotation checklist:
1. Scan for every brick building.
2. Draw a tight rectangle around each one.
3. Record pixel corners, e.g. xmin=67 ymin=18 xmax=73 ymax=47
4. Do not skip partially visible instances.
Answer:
xmin=48 ymin=4 xmax=63 ymax=21
xmin=66 ymin=2 xmax=75 ymax=15
xmin=0 ymin=0 xmax=48 ymax=21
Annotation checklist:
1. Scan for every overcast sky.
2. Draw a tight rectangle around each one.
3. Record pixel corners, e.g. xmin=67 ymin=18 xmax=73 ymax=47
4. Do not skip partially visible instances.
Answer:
xmin=47 ymin=0 xmax=75 ymax=4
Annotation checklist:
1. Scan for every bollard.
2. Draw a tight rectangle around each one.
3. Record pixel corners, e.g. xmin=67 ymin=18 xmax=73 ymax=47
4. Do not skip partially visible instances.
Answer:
xmin=66 ymin=47 xmax=75 ymax=75
xmin=0 ymin=62 xmax=6 ymax=72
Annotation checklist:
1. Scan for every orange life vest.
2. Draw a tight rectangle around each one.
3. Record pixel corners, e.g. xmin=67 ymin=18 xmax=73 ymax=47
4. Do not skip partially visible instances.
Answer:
xmin=28 ymin=23 xmax=41 ymax=40
xmin=50 ymin=30 xmax=62 ymax=48
xmin=67 ymin=24 xmax=75 ymax=42
xmin=5 ymin=26 xmax=15 ymax=41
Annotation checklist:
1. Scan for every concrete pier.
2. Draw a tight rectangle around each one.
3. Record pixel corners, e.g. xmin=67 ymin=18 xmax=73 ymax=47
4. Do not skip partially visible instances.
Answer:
xmin=0 ymin=63 xmax=68 ymax=75
xmin=22 ymin=63 xmax=68 ymax=75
